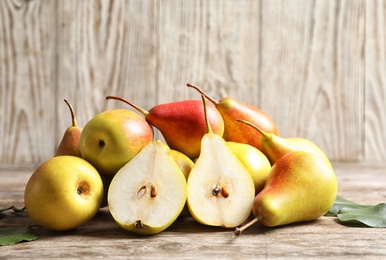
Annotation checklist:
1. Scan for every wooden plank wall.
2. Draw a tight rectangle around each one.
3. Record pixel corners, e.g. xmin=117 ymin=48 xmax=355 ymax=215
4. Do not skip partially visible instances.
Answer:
xmin=0 ymin=0 xmax=385 ymax=168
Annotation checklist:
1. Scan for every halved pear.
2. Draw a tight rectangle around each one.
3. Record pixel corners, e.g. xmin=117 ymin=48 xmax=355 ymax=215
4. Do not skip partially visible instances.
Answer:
xmin=108 ymin=140 xmax=187 ymax=235
xmin=187 ymin=133 xmax=255 ymax=228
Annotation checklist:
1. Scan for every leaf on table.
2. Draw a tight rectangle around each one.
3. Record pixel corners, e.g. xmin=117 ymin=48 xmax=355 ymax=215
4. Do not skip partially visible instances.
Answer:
xmin=326 ymin=195 xmax=386 ymax=228
xmin=0 ymin=226 xmax=38 ymax=246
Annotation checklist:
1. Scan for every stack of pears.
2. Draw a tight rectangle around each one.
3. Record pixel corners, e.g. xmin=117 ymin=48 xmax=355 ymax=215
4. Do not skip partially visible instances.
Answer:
xmin=23 ymin=84 xmax=338 ymax=236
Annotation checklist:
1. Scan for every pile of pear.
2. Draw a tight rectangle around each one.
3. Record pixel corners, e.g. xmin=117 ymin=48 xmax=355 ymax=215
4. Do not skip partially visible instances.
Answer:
xmin=23 ymin=83 xmax=337 ymax=236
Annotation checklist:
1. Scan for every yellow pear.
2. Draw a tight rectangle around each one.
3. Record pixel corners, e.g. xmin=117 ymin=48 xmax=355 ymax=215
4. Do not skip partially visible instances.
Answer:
xmin=235 ymin=151 xmax=337 ymax=235
xmin=24 ymin=156 xmax=104 ymax=231
xmin=226 ymin=141 xmax=271 ymax=194
xmin=237 ymin=119 xmax=332 ymax=168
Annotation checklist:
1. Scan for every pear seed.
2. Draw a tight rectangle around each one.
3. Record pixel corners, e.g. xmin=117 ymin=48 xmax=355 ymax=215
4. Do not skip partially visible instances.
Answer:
xmin=150 ymin=185 xmax=157 ymax=198
xmin=212 ymin=185 xmax=220 ymax=196
xmin=137 ymin=185 xmax=147 ymax=198
xmin=134 ymin=220 xmax=144 ymax=229
xmin=221 ymin=187 xmax=230 ymax=198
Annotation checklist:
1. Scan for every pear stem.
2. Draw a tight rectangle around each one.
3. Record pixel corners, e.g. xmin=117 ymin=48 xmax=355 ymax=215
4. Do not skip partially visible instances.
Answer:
xmin=236 ymin=119 xmax=270 ymax=139
xmin=234 ymin=216 xmax=261 ymax=236
xmin=106 ymin=95 xmax=149 ymax=116
xmin=64 ymin=99 xmax=78 ymax=127
xmin=186 ymin=83 xmax=219 ymax=105
xmin=201 ymin=94 xmax=213 ymax=134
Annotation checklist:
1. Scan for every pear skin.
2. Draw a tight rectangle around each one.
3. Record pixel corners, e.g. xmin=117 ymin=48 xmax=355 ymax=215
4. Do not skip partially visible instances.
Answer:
xmin=80 ymin=109 xmax=154 ymax=175
xmin=187 ymin=83 xmax=279 ymax=152
xmin=237 ymin=119 xmax=332 ymax=168
xmin=55 ymin=99 xmax=82 ymax=157
xmin=235 ymin=151 xmax=337 ymax=235
xmin=226 ymin=141 xmax=271 ymax=195
xmin=106 ymin=96 xmax=224 ymax=159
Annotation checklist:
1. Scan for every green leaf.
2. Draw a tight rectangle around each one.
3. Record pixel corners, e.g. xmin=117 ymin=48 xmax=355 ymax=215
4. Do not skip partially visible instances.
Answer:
xmin=326 ymin=195 xmax=386 ymax=228
xmin=0 ymin=226 xmax=38 ymax=246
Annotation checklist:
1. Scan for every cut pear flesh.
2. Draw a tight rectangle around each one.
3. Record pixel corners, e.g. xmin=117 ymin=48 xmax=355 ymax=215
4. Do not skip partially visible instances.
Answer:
xmin=108 ymin=141 xmax=187 ymax=235
xmin=187 ymin=134 xmax=255 ymax=228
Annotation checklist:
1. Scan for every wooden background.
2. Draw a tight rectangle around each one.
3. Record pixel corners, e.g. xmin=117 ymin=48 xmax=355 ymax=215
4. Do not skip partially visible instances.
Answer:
xmin=0 ymin=0 xmax=385 ymax=168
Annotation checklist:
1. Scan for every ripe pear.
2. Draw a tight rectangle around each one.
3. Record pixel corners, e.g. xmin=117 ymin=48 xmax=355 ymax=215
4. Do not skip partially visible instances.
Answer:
xmin=187 ymin=83 xmax=279 ymax=152
xmin=80 ymin=109 xmax=153 ymax=175
xmin=170 ymin=149 xmax=195 ymax=217
xmin=24 ymin=156 xmax=104 ymax=231
xmin=237 ymin=119 xmax=332 ymax=168
xmin=106 ymin=95 xmax=224 ymax=159
xmin=187 ymin=96 xmax=255 ymax=228
xmin=108 ymin=140 xmax=187 ymax=235
xmin=55 ymin=99 xmax=82 ymax=157
xmin=226 ymin=141 xmax=271 ymax=194
xmin=235 ymin=151 xmax=338 ymax=235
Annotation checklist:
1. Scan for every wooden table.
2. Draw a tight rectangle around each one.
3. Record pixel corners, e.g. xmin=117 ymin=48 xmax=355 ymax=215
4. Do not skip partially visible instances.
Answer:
xmin=1 ymin=163 xmax=386 ymax=259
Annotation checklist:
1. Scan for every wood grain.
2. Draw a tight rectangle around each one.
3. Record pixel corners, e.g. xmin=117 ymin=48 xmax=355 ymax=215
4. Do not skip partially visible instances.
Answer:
xmin=365 ymin=0 xmax=386 ymax=161
xmin=1 ymin=163 xmax=386 ymax=258
xmin=0 ymin=0 xmax=385 ymax=166
xmin=0 ymin=0 xmax=57 ymax=165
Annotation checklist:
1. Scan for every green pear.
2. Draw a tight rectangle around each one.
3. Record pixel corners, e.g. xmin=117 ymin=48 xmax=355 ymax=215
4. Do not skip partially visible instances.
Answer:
xmin=105 ymin=95 xmax=224 ymax=159
xmin=80 ymin=109 xmax=153 ymax=175
xmin=55 ymin=99 xmax=82 ymax=157
xmin=24 ymin=156 xmax=104 ymax=231
xmin=237 ymin=119 xmax=332 ymax=168
xmin=235 ymin=151 xmax=337 ymax=235
xmin=226 ymin=141 xmax=271 ymax=195
xmin=108 ymin=140 xmax=187 ymax=235
xmin=187 ymin=83 xmax=279 ymax=152
xmin=187 ymin=96 xmax=255 ymax=228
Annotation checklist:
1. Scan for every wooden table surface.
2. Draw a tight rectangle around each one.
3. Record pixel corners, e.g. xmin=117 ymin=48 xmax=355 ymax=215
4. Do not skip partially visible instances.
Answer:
xmin=1 ymin=163 xmax=386 ymax=259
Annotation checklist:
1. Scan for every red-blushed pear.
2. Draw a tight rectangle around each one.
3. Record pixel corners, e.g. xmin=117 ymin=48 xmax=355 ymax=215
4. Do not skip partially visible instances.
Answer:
xmin=237 ymin=119 xmax=332 ymax=168
xmin=55 ymin=99 xmax=82 ymax=157
xmin=80 ymin=109 xmax=153 ymax=175
xmin=105 ymin=95 xmax=224 ymax=159
xmin=187 ymin=83 xmax=279 ymax=152
xmin=108 ymin=140 xmax=187 ymax=235
xmin=187 ymin=96 xmax=255 ymax=228
xmin=234 ymin=151 xmax=338 ymax=236
xmin=24 ymin=156 xmax=104 ymax=231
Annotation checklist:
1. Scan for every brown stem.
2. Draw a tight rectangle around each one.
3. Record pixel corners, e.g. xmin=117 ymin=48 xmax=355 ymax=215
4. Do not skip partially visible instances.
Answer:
xmin=201 ymin=95 xmax=213 ymax=134
xmin=106 ymin=95 xmax=149 ymax=116
xmin=236 ymin=119 xmax=270 ymax=139
xmin=64 ymin=99 xmax=78 ymax=127
xmin=234 ymin=216 xmax=261 ymax=236
xmin=186 ymin=83 xmax=219 ymax=105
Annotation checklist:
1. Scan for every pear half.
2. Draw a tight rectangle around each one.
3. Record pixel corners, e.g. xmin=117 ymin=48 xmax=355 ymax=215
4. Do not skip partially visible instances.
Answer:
xmin=108 ymin=140 xmax=187 ymax=235
xmin=187 ymin=133 xmax=255 ymax=228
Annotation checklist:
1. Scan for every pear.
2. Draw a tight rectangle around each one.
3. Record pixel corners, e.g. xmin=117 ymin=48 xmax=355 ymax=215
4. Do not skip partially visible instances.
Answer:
xmin=187 ymin=96 xmax=255 ymax=228
xmin=235 ymin=151 xmax=338 ymax=235
xmin=80 ymin=109 xmax=153 ymax=175
xmin=106 ymin=95 xmax=224 ymax=159
xmin=237 ymin=119 xmax=332 ymax=168
xmin=55 ymin=99 xmax=82 ymax=157
xmin=226 ymin=141 xmax=271 ymax=194
xmin=24 ymin=156 xmax=104 ymax=231
xmin=108 ymin=140 xmax=187 ymax=235
xmin=187 ymin=83 xmax=279 ymax=152
xmin=170 ymin=149 xmax=195 ymax=217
